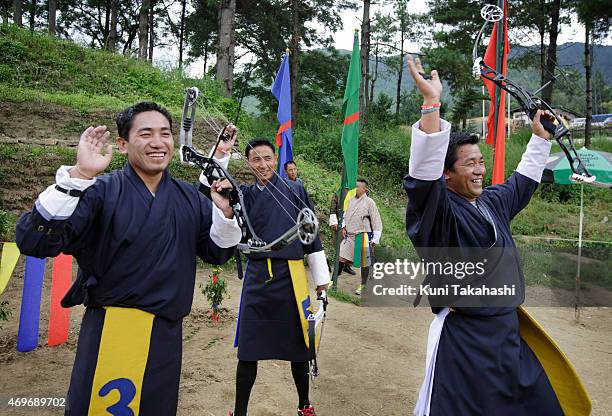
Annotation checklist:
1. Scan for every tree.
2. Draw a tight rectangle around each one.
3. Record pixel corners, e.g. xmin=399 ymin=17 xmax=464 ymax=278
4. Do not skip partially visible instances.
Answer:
xmin=48 ymin=0 xmax=56 ymax=34
xmin=177 ymin=0 xmax=186 ymax=68
xmin=234 ymin=0 xmax=355 ymax=118
xmin=368 ymin=13 xmax=393 ymax=108
xmin=107 ymin=0 xmax=118 ymax=51
xmin=28 ymin=0 xmax=35 ymax=31
xmin=148 ymin=0 xmax=155 ymax=61
xmin=217 ymin=0 xmax=235 ymax=97
xmin=138 ymin=0 xmax=150 ymax=60
xmin=575 ymin=0 xmax=611 ymax=147
xmin=185 ymin=0 xmax=218 ymax=75
xmin=392 ymin=0 xmax=410 ymax=117
xmin=13 ymin=0 xmax=22 ymax=26
xmin=360 ymin=0 xmax=370 ymax=122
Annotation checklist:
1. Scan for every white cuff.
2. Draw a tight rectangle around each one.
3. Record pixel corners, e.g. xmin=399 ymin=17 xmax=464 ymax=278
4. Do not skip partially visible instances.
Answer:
xmin=408 ymin=119 xmax=452 ymax=180
xmin=329 ymin=214 xmax=338 ymax=226
xmin=372 ymin=231 xmax=382 ymax=244
xmin=307 ymin=251 xmax=331 ymax=287
xmin=516 ymin=135 xmax=552 ymax=183
xmin=210 ymin=203 xmax=242 ymax=248
xmin=199 ymin=153 xmax=231 ymax=187
xmin=35 ymin=165 xmax=96 ymax=220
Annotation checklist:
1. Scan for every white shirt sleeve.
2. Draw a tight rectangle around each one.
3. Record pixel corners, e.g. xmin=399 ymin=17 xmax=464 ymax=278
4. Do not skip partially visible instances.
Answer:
xmin=408 ymin=119 xmax=452 ymax=180
xmin=209 ymin=203 xmax=243 ymax=248
xmin=307 ymin=251 xmax=331 ymax=286
xmin=329 ymin=214 xmax=338 ymax=226
xmin=35 ymin=165 xmax=96 ymax=221
xmin=515 ymin=134 xmax=553 ymax=183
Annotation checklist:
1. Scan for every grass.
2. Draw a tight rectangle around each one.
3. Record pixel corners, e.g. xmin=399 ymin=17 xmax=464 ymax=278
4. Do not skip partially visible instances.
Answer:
xmin=0 ymin=24 xmax=237 ymax=118
xmin=328 ymin=288 xmax=361 ymax=306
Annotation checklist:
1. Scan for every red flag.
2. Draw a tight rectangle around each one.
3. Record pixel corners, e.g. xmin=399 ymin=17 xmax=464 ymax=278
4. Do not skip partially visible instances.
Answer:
xmin=483 ymin=1 xmax=509 ymax=185
xmin=48 ymin=254 xmax=72 ymax=346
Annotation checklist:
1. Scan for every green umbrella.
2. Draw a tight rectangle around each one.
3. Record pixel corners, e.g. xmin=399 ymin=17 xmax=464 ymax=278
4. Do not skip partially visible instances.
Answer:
xmin=542 ymin=148 xmax=611 ymax=322
xmin=542 ymin=147 xmax=612 ymax=185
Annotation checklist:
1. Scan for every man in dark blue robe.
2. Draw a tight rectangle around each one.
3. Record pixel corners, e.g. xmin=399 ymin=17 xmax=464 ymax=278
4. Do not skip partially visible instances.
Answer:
xmin=404 ymin=56 xmax=585 ymax=416
xmin=199 ymin=138 xmax=330 ymax=416
xmin=16 ymin=102 xmax=242 ymax=415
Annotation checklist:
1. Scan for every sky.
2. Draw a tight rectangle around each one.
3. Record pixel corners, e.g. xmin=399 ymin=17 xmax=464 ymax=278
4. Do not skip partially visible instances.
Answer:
xmin=330 ymin=1 xmax=609 ymax=52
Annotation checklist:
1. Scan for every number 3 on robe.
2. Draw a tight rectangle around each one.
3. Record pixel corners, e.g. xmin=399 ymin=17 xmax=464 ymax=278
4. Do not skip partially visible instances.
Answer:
xmin=99 ymin=378 xmax=137 ymax=416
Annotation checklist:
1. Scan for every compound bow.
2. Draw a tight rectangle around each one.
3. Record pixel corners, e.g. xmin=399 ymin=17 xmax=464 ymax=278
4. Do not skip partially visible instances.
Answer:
xmin=179 ymin=87 xmax=320 ymax=253
xmin=473 ymin=4 xmax=610 ymax=189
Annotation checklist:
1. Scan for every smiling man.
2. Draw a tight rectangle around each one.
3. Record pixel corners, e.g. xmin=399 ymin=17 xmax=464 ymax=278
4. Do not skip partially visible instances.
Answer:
xmin=16 ymin=101 xmax=242 ymax=415
xmin=199 ymin=137 xmax=330 ymax=416
xmin=403 ymin=56 xmax=573 ymax=416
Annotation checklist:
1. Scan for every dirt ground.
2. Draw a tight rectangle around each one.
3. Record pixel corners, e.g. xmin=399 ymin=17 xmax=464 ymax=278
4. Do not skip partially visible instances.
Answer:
xmin=0 ymin=260 xmax=611 ymax=416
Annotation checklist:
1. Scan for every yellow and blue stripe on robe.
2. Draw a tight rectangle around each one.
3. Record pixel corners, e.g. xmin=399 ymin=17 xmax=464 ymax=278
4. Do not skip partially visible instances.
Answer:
xmin=230 ymin=175 xmax=324 ymax=362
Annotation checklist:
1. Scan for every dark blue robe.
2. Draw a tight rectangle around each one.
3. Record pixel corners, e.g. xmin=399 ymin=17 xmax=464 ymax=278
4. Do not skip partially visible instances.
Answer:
xmin=16 ymin=163 xmax=235 ymax=415
xmin=404 ymin=172 xmax=563 ymax=415
xmin=202 ymin=175 xmax=323 ymax=361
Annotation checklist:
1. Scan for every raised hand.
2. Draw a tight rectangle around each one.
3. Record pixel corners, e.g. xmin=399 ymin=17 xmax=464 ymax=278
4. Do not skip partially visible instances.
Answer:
xmin=71 ymin=126 xmax=113 ymax=179
xmin=406 ymin=55 xmax=443 ymax=104
xmin=215 ymin=124 xmax=238 ymax=158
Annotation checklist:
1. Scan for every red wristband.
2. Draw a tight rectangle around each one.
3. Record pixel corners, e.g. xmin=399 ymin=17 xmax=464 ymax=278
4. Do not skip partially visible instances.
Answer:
xmin=421 ymin=103 xmax=441 ymax=110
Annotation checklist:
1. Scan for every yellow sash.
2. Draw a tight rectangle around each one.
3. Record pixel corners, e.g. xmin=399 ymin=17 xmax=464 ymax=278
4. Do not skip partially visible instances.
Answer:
xmin=287 ymin=260 xmax=314 ymax=348
xmin=518 ymin=306 xmax=592 ymax=416
xmin=88 ymin=307 xmax=154 ymax=416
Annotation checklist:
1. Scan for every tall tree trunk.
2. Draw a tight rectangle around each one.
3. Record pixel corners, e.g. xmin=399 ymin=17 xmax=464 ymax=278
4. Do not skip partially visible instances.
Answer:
xmin=48 ymin=0 xmax=56 ymax=34
xmin=542 ymin=0 xmax=560 ymax=103
xmin=538 ymin=0 xmax=545 ymax=87
xmin=203 ymin=38 xmax=209 ymax=75
xmin=103 ymin=0 xmax=111 ymax=48
xmin=290 ymin=0 xmax=300 ymax=124
xmin=29 ymin=0 xmax=35 ymax=31
xmin=216 ymin=0 xmax=236 ymax=97
xmin=178 ymin=0 xmax=186 ymax=69
xmin=395 ymin=31 xmax=405 ymax=116
xmin=148 ymin=0 xmax=155 ymax=62
xmin=138 ymin=0 xmax=150 ymax=61
xmin=584 ymin=20 xmax=592 ymax=148
xmin=107 ymin=0 xmax=118 ymax=51
xmin=13 ymin=0 xmax=22 ymax=27
xmin=360 ymin=0 xmax=370 ymax=122
xmin=369 ymin=43 xmax=379 ymax=104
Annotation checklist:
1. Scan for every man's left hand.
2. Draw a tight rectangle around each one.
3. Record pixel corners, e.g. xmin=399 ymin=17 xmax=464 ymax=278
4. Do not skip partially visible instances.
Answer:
xmin=211 ymin=178 xmax=234 ymax=218
xmin=316 ymin=284 xmax=329 ymax=297
xmin=531 ymin=110 xmax=553 ymax=141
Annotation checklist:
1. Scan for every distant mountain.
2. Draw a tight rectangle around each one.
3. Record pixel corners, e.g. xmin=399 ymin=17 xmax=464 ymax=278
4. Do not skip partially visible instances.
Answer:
xmin=344 ymin=43 xmax=612 ymax=104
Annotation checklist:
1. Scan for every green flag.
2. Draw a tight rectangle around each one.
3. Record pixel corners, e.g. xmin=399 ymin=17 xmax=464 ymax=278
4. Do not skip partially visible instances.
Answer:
xmin=340 ymin=30 xmax=361 ymax=207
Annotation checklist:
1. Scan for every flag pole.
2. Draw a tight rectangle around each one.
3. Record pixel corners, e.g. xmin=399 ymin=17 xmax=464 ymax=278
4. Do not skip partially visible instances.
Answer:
xmin=331 ymin=174 xmax=347 ymax=291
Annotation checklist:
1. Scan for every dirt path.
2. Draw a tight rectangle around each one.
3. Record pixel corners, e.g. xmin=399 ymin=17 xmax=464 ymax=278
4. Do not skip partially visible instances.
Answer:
xmin=0 ymin=261 xmax=611 ymax=415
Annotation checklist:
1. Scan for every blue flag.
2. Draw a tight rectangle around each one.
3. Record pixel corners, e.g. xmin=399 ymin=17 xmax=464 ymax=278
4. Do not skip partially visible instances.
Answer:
xmin=272 ymin=52 xmax=293 ymax=177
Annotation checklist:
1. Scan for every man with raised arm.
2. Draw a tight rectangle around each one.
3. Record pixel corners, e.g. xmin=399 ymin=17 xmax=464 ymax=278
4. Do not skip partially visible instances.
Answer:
xmin=16 ymin=101 xmax=242 ymax=415
xmin=404 ymin=56 xmax=575 ymax=415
